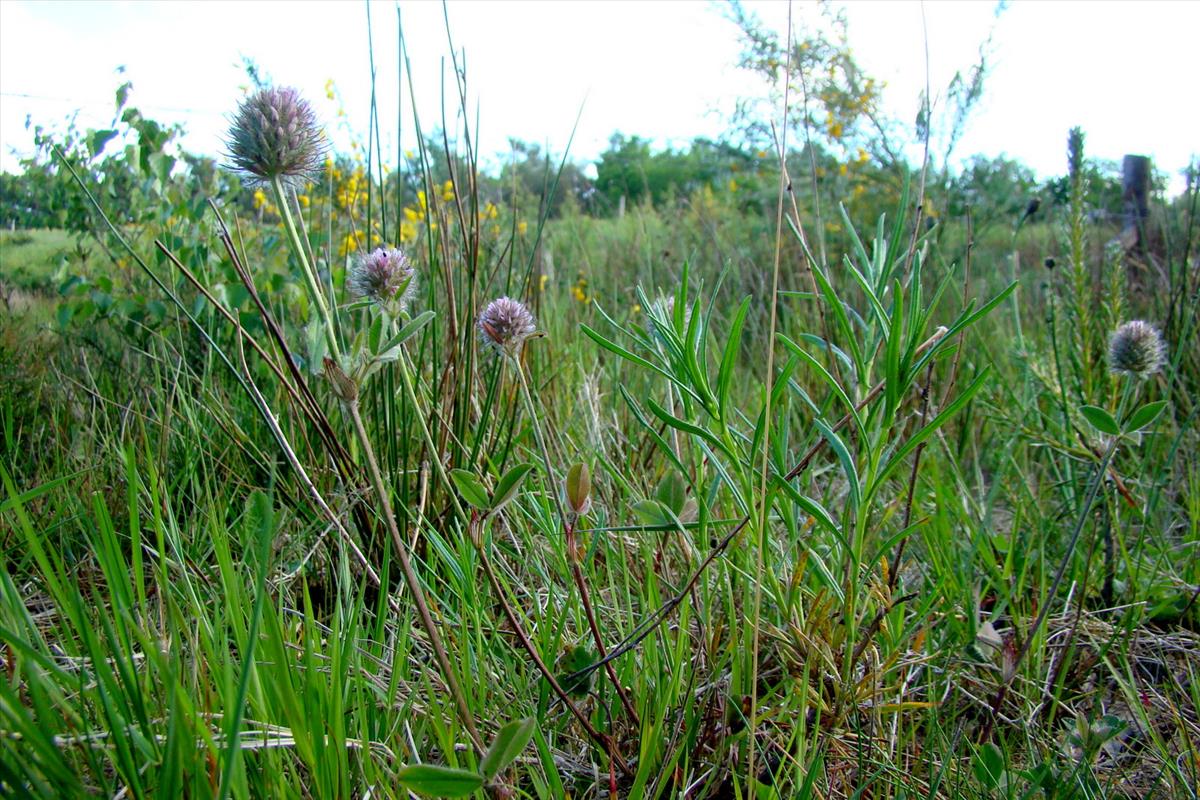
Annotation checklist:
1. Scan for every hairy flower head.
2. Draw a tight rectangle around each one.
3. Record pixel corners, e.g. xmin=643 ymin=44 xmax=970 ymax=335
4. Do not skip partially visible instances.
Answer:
xmin=225 ymin=86 xmax=326 ymax=187
xmin=347 ymin=247 xmax=416 ymax=307
xmin=477 ymin=296 xmax=536 ymax=357
xmin=1108 ymin=320 xmax=1166 ymax=379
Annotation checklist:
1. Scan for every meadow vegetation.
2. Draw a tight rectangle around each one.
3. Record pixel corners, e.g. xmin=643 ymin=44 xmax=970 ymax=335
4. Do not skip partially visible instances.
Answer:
xmin=1 ymin=7 xmax=1198 ymax=799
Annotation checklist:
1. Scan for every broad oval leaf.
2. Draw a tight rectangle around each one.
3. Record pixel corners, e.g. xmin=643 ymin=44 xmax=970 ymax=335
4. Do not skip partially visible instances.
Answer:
xmin=396 ymin=764 xmax=484 ymax=797
xmin=1124 ymin=400 xmax=1167 ymax=433
xmin=449 ymin=469 xmax=490 ymax=511
xmin=490 ymin=463 xmax=534 ymax=515
xmin=1079 ymin=404 xmax=1120 ymax=436
xmin=633 ymin=499 xmax=671 ymax=527
xmin=480 ymin=717 xmax=537 ymax=781
xmin=655 ymin=472 xmax=687 ymax=516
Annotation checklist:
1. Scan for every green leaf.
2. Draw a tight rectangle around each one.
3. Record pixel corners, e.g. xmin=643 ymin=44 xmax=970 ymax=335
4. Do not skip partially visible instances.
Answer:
xmin=814 ymin=418 xmax=860 ymax=509
xmin=396 ymin=764 xmax=484 ymax=797
xmin=490 ymin=463 xmax=534 ymax=515
xmin=1079 ymin=404 xmax=1120 ymax=436
xmin=377 ymin=310 xmax=435 ymax=361
xmin=580 ymin=323 xmax=677 ymax=388
xmin=716 ymin=297 xmax=750 ymax=420
xmin=779 ymin=334 xmax=864 ymax=441
xmin=555 ymin=646 xmax=596 ymax=697
xmin=480 ymin=717 xmax=537 ymax=781
xmin=655 ymin=472 xmax=687 ymax=515
xmin=88 ymin=129 xmax=118 ymax=160
xmin=645 ymin=397 xmax=733 ymax=461
xmin=633 ymin=499 xmax=671 ymax=527
xmin=1123 ymin=400 xmax=1166 ymax=433
xmin=973 ymin=743 xmax=1005 ymax=789
xmin=870 ymin=368 xmax=991 ymax=494
xmin=0 ymin=470 xmax=87 ymax=515
xmin=449 ymin=469 xmax=490 ymax=511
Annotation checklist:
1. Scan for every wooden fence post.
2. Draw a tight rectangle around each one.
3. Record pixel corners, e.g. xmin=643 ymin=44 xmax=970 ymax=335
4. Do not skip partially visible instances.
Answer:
xmin=1120 ymin=154 xmax=1150 ymax=250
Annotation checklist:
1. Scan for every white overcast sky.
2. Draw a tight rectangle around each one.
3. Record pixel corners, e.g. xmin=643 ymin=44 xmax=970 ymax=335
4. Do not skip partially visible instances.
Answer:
xmin=1 ymin=0 xmax=1196 ymax=192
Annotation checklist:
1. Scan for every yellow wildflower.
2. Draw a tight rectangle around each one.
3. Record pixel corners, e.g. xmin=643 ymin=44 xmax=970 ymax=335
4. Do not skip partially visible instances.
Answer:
xmin=324 ymin=79 xmax=335 ymax=101
xmin=297 ymin=194 xmax=310 ymax=207
xmin=631 ymin=303 xmax=641 ymax=314
xmin=441 ymin=180 xmax=454 ymax=202
xmin=517 ymin=221 xmax=528 ymax=236
xmin=253 ymin=188 xmax=268 ymax=209
xmin=338 ymin=232 xmax=359 ymax=257
xmin=404 ymin=207 xmax=420 ymax=223
xmin=538 ymin=274 xmax=549 ymax=292
xmin=728 ymin=178 xmax=739 ymax=193
xmin=838 ymin=163 xmax=848 ymax=177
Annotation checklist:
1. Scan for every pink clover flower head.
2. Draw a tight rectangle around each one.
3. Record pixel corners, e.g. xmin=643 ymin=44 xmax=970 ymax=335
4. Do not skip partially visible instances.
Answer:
xmin=225 ymin=86 xmax=326 ymax=187
xmin=347 ymin=247 xmax=416 ymax=308
xmin=477 ymin=296 xmax=536 ymax=357
xmin=1107 ymin=320 xmax=1166 ymax=379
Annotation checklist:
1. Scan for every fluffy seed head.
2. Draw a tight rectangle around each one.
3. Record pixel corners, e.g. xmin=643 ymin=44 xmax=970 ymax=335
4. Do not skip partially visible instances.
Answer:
xmin=1108 ymin=320 xmax=1166 ymax=378
xmin=225 ymin=86 xmax=325 ymax=187
xmin=347 ymin=247 xmax=416 ymax=307
xmin=477 ymin=297 xmax=536 ymax=357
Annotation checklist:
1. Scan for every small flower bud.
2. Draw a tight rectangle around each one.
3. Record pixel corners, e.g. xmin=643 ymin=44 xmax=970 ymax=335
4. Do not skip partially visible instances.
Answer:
xmin=565 ymin=463 xmax=592 ymax=516
xmin=1108 ymin=320 xmax=1166 ymax=379
xmin=323 ymin=357 xmax=358 ymax=405
xmin=477 ymin=297 xmax=536 ymax=357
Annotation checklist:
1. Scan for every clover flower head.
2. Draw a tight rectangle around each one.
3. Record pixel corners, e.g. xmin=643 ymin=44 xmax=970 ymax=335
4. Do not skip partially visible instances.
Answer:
xmin=1108 ymin=320 xmax=1166 ymax=379
xmin=225 ymin=86 xmax=326 ymax=187
xmin=477 ymin=296 xmax=536 ymax=357
xmin=347 ymin=247 xmax=416 ymax=307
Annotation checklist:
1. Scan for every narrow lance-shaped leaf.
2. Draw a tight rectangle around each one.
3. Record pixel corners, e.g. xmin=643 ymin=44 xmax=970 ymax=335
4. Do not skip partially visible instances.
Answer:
xmin=376 ymin=309 xmax=436 ymax=362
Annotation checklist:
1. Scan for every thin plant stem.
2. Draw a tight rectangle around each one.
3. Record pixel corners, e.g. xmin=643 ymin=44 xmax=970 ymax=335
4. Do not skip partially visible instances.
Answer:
xmin=566 ymin=517 xmax=641 ymax=725
xmin=749 ymin=4 xmax=794 ymax=785
xmin=475 ymin=537 xmax=632 ymax=777
xmin=398 ymin=349 xmax=469 ymax=525
xmin=513 ymin=358 xmax=640 ymax=723
xmin=982 ymin=376 xmax=1135 ymax=739
xmin=513 ymin=360 xmax=567 ymax=528
xmin=270 ymin=176 xmax=340 ymax=362
xmin=345 ymin=397 xmax=482 ymax=751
